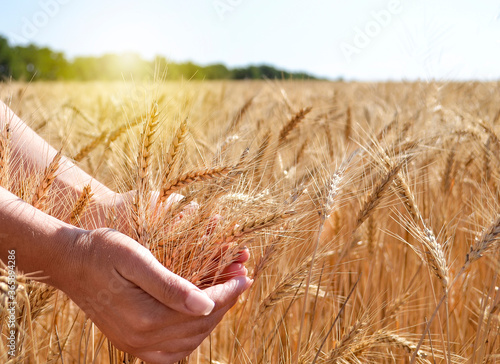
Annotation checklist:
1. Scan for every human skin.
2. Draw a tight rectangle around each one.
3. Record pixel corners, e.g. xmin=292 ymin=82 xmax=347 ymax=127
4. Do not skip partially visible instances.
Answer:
xmin=0 ymin=101 xmax=251 ymax=363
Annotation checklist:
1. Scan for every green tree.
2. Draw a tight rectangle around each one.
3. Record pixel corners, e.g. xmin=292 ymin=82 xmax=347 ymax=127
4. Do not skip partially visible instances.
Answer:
xmin=0 ymin=36 xmax=318 ymax=82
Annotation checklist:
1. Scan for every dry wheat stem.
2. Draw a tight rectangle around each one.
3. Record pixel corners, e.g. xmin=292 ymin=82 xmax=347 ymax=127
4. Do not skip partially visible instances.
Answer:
xmin=312 ymin=275 xmax=361 ymax=364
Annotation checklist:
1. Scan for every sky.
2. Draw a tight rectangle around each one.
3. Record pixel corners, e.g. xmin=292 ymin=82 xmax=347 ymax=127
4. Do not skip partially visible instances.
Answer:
xmin=1 ymin=0 xmax=500 ymax=81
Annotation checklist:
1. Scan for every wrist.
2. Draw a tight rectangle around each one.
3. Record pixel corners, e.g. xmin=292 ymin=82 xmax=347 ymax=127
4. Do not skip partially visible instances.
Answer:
xmin=0 ymin=187 xmax=87 ymax=290
xmin=41 ymin=223 xmax=87 ymax=290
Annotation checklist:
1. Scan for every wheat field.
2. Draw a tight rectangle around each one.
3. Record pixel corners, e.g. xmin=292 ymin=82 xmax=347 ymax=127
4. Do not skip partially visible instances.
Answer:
xmin=1 ymin=80 xmax=500 ymax=363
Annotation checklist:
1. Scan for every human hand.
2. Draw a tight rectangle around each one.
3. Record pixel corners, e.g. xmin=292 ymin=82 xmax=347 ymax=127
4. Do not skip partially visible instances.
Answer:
xmin=55 ymin=228 xmax=252 ymax=364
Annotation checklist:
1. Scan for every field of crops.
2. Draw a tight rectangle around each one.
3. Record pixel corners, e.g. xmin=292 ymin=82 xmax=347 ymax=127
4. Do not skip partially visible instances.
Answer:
xmin=1 ymin=80 xmax=500 ymax=363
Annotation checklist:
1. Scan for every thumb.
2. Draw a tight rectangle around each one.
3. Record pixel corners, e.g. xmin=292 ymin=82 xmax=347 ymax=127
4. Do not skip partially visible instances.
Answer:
xmin=203 ymin=275 xmax=253 ymax=309
xmin=119 ymin=243 xmax=215 ymax=316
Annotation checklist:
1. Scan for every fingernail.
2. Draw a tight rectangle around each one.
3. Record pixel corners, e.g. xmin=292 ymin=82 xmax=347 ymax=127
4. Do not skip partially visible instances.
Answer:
xmin=186 ymin=290 xmax=215 ymax=316
xmin=233 ymin=276 xmax=253 ymax=290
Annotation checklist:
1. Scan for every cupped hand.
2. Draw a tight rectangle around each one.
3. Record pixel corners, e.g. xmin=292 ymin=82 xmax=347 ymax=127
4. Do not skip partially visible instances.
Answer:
xmin=57 ymin=228 xmax=252 ymax=364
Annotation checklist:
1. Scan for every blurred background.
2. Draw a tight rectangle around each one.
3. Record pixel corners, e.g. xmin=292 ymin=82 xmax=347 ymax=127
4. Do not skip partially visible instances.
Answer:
xmin=0 ymin=0 xmax=499 ymax=82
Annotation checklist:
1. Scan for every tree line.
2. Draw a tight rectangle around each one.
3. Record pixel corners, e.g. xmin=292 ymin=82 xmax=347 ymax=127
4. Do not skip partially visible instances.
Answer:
xmin=0 ymin=36 xmax=317 ymax=81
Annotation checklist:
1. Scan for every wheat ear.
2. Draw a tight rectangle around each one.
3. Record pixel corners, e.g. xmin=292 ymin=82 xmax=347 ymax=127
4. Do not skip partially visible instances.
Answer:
xmin=72 ymin=130 xmax=108 ymax=162
xmin=328 ymin=321 xmax=367 ymax=361
xmin=69 ymin=185 xmax=93 ymax=225
xmin=133 ymin=102 xmax=159 ymax=246
xmin=158 ymin=166 xmax=230 ymax=203
xmin=106 ymin=115 xmax=144 ymax=144
xmin=27 ymin=282 xmax=57 ymax=322
xmin=0 ymin=121 xmax=11 ymax=188
xmin=356 ymin=158 xmax=406 ymax=228
xmin=221 ymin=210 xmax=296 ymax=244
xmin=466 ymin=214 xmax=500 ymax=267
xmin=250 ymin=131 xmax=271 ymax=180
xmin=224 ymin=96 xmax=254 ymax=135
xmin=161 ymin=119 xmax=188 ymax=189
xmin=31 ymin=151 xmax=62 ymax=211
xmin=278 ymin=106 xmax=312 ymax=145
xmin=375 ymin=331 xmax=428 ymax=359
xmin=394 ymin=173 xmax=449 ymax=291
xmin=345 ymin=105 xmax=352 ymax=141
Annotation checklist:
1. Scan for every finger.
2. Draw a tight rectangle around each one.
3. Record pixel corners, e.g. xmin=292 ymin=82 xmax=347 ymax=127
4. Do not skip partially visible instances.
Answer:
xmin=116 ymin=236 xmax=215 ymax=316
xmin=150 ymin=275 xmax=252 ymax=329
xmin=224 ymin=262 xmax=248 ymax=277
xmin=179 ymin=201 xmax=199 ymax=218
xmin=164 ymin=192 xmax=184 ymax=208
xmin=141 ymin=278 xmax=251 ymax=349
xmin=235 ymin=247 xmax=250 ymax=263
xmin=208 ymin=263 xmax=248 ymax=286
xmin=139 ymin=308 xmax=228 ymax=350
xmin=195 ymin=245 xmax=249 ymax=286
xmin=204 ymin=275 xmax=253 ymax=309
xmin=205 ymin=214 xmax=222 ymax=235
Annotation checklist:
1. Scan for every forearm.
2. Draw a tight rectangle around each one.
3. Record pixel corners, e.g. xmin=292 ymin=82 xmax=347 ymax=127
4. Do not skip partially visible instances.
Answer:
xmin=0 ymin=101 xmax=115 ymax=226
xmin=0 ymin=186 xmax=82 ymax=289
